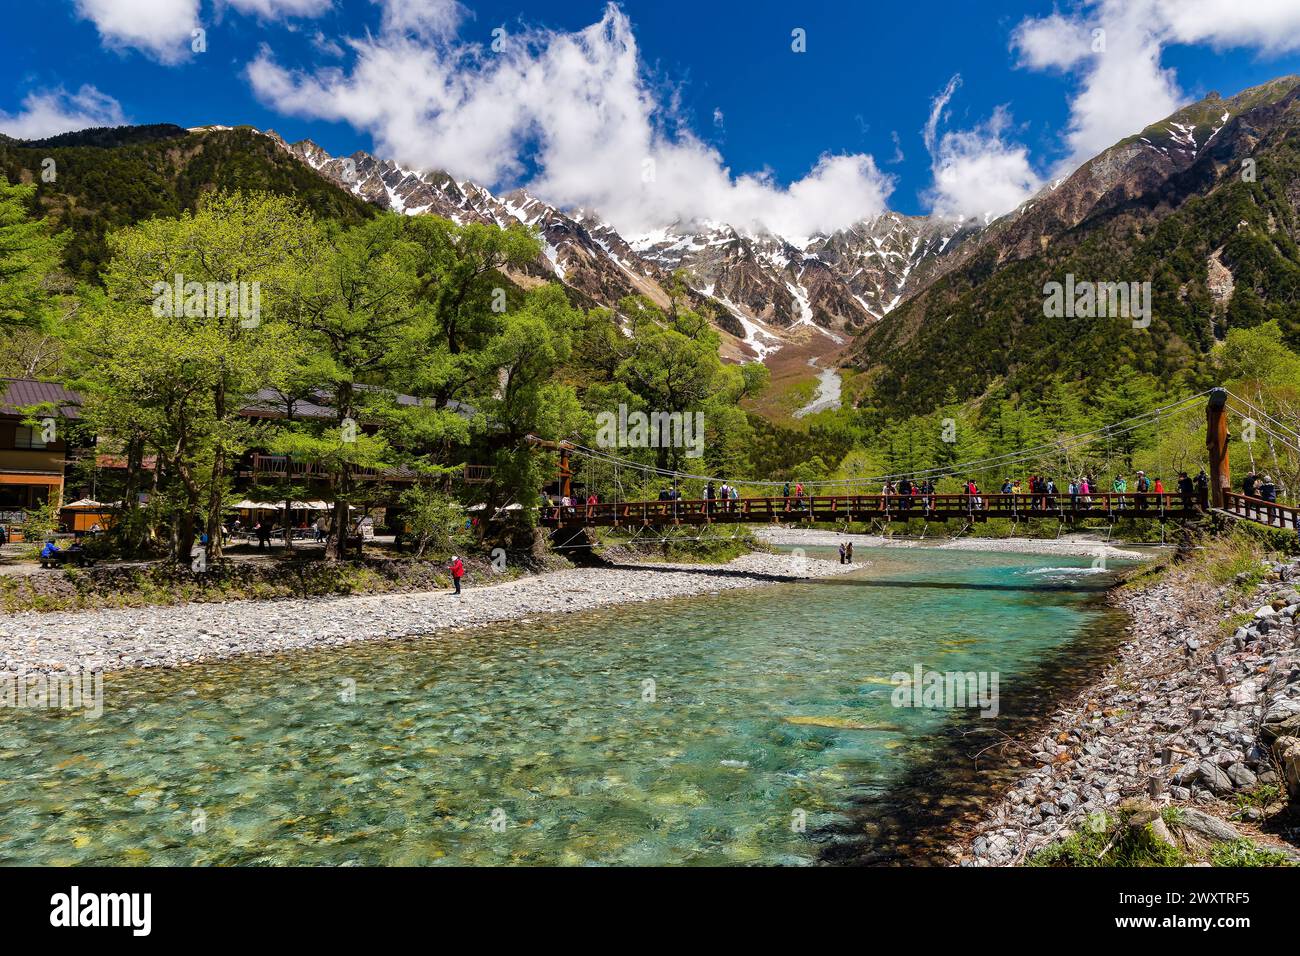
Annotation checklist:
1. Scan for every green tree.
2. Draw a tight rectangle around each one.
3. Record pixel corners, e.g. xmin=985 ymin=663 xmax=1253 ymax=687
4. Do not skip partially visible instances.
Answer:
xmin=397 ymin=484 xmax=467 ymax=558
xmin=281 ymin=214 xmax=458 ymax=558
xmin=72 ymin=290 xmax=226 ymax=559
xmin=97 ymin=190 xmax=314 ymax=558
xmin=0 ymin=176 xmax=64 ymax=330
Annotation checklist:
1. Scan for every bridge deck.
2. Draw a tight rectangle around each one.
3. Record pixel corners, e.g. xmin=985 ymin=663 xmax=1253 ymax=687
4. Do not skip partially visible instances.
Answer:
xmin=540 ymin=492 xmax=1208 ymax=529
xmin=1219 ymin=492 xmax=1300 ymax=533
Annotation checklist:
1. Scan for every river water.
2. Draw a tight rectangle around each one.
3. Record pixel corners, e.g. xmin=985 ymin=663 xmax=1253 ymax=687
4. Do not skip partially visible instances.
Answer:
xmin=0 ymin=545 xmax=1140 ymax=865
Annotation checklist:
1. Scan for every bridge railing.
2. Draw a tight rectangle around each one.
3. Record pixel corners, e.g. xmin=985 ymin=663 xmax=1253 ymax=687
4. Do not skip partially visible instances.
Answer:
xmin=1222 ymin=492 xmax=1300 ymax=532
xmin=539 ymin=491 xmax=1206 ymax=525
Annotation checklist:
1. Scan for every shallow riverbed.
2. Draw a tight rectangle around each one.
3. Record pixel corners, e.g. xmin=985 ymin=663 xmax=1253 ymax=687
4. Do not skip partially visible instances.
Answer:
xmin=0 ymin=545 xmax=1137 ymax=865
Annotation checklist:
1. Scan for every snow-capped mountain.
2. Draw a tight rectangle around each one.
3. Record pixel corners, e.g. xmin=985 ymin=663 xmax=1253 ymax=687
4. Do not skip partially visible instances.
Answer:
xmin=265 ymin=130 xmax=980 ymax=363
xmin=628 ymin=214 xmax=982 ymax=341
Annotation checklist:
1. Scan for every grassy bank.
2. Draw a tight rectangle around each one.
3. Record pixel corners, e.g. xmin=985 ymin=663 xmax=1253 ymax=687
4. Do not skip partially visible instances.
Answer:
xmin=1028 ymin=803 xmax=1296 ymax=867
xmin=592 ymin=524 xmax=764 ymax=564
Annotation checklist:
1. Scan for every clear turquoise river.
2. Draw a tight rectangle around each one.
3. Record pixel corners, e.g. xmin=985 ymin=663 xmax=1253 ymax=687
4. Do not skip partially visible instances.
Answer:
xmin=0 ymin=545 xmax=1142 ymax=865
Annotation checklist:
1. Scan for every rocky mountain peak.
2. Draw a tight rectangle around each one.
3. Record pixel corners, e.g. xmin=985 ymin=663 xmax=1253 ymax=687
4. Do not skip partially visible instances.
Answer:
xmin=264 ymin=130 xmax=980 ymax=363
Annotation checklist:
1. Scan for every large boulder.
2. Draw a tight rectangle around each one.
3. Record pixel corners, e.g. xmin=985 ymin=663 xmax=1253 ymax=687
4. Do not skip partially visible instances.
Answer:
xmin=1275 ymin=736 xmax=1300 ymax=801
xmin=1197 ymin=760 xmax=1234 ymax=795
xmin=1170 ymin=806 xmax=1237 ymax=842
xmin=1261 ymin=697 xmax=1300 ymax=744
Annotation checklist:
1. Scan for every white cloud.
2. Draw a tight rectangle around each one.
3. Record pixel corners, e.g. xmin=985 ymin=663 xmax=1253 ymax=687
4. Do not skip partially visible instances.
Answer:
xmin=887 ymin=130 xmax=904 ymax=164
xmin=247 ymin=2 xmax=893 ymax=237
xmin=73 ymin=0 xmax=201 ymax=64
xmin=922 ymin=78 xmax=1043 ymax=221
xmin=310 ymin=29 xmax=344 ymax=58
xmin=922 ymin=74 xmax=960 ymax=154
xmin=74 ymin=0 xmax=331 ymax=63
xmin=375 ymin=0 xmax=467 ymax=40
xmin=0 ymin=84 xmax=128 ymax=140
xmin=223 ymin=0 xmax=334 ymax=18
xmin=1048 ymin=0 xmax=1183 ymax=170
xmin=1154 ymin=0 xmax=1300 ymax=53
xmin=1013 ymin=0 xmax=1300 ymax=175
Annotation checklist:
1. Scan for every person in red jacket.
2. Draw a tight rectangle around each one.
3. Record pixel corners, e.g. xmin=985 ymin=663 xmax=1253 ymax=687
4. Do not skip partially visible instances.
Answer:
xmin=449 ymin=555 xmax=465 ymax=595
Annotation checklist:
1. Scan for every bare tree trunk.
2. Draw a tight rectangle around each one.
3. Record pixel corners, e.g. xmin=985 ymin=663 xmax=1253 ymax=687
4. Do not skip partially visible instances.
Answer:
xmin=119 ymin=432 xmax=145 ymax=554
xmin=329 ymin=480 xmax=350 ymax=561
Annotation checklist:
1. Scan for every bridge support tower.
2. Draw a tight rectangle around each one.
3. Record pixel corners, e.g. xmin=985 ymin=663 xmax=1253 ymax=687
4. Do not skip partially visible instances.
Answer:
xmin=1206 ymin=388 xmax=1230 ymax=509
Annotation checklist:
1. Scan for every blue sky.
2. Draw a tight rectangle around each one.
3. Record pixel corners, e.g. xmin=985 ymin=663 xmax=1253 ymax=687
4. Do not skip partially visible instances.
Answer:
xmin=3 ymin=1 xmax=1300 ymax=231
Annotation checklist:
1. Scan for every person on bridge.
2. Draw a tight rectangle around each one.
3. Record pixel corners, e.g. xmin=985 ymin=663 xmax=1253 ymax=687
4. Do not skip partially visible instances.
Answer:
xmin=1153 ymin=476 xmax=1164 ymax=496
xmin=1177 ymin=471 xmax=1194 ymax=510
xmin=1261 ymin=475 xmax=1278 ymax=523
xmin=449 ymin=555 xmax=465 ymax=595
xmin=1112 ymin=474 xmax=1127 ymax=509
xmin=1243 ymin=473 xmax=1260 ymax=499
xmin=729 ymin=484 xmax=739 ymax=512
xmin=898 ymin=477 xmax=913 ymax=511
xmin=705 ymin=481 xmax=716 ymax=515
xmin=794 ymin=482 xmax=805 ymax=511
xmin=1194 ymin=469 xmax=1209 ymax=507
xmin=1134 ymin=471 xmax=1149 ymax=510
xmin=586 ymin=492 xmax=598 ymax=519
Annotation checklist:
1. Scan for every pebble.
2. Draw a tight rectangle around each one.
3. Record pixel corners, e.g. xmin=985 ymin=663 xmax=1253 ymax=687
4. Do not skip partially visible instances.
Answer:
xmin=0 ymin=553 xmax=857 ymax=674
xmin=950 ymin=551 xmax=1300 ymax=865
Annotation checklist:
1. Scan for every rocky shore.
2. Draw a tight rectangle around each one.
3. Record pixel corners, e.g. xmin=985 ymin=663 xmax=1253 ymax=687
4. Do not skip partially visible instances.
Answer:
xmin=952 ymin=550 xmax=1300 ymax=866
xmin=2 ymin=551 xmax=856 ymax=676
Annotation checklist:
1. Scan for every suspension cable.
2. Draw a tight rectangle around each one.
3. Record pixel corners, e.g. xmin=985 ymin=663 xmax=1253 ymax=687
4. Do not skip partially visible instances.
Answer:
xmin=561 ymin=390 xmax=1210 ymax=490
xmin=1223 ymin=389 xmax=1300 ymax=442
xmin=1227 ymin=413 xmax=1300 ymax=455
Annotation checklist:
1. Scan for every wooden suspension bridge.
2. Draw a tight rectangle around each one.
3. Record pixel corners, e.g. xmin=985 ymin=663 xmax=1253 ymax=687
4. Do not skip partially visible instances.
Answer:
xmin=531 ymin=388 xmax=1300 ymax=537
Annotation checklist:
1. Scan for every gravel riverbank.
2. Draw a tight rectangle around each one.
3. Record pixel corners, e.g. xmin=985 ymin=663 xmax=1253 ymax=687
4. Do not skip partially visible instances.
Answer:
xmin=754 ymin=526 xmax=1147 ymax=560
xmin=2 ymin=552 xmax=857 ymax=676
xmin=950 ymin=551 xmax=1300 ymax=866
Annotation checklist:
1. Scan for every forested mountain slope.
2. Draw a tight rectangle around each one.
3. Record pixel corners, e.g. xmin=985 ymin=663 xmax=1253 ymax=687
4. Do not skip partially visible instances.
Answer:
xmin=0 ymin=124 xmax=375 ymax=282
xmin=848 ymin=77 xmax=1300 ymax=418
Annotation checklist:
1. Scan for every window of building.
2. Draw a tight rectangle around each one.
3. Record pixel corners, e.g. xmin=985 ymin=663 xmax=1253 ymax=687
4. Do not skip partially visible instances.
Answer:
xmin=13 ymin=426 xmax=47 ymax=450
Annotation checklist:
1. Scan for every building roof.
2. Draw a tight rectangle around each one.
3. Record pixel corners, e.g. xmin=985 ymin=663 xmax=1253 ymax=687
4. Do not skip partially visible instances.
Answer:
xmin=241 ymin=386 xmax=475 ymax=421
xmin=1 ymin=379 xmax=473 ymax=425
xmin=0 ymin=379 xmax=82 ymax=419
